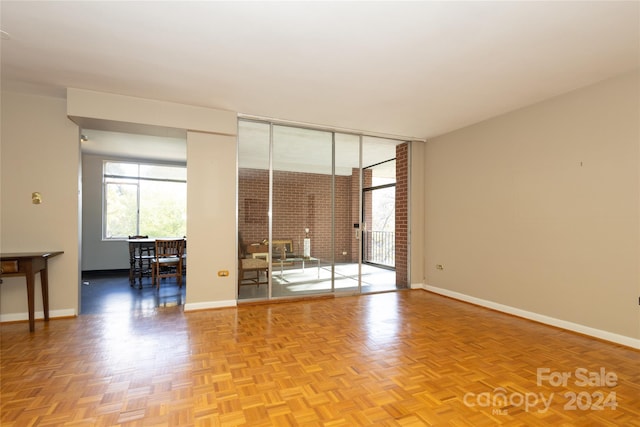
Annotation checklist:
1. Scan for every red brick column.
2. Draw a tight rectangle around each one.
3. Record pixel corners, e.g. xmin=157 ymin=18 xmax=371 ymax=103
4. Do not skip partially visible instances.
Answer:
xmin=395 ymin=143 xmax=409 ymax=288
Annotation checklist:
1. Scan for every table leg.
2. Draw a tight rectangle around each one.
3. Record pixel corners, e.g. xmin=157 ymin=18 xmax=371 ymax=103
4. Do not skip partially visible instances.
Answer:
xmin=23 ymin=260 xmax=35 ymax=333
xmin=40 ymin=260 xmax=50 ymax=322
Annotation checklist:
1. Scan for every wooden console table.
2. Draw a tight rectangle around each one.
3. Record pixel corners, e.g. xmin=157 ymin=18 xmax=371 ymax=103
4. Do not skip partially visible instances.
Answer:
xmin=0 ymin=251 xmax=64 ymax=332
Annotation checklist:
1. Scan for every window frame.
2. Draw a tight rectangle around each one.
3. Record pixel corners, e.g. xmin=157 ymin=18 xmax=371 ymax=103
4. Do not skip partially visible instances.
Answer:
xmin=102 ymin=160 xmax=187 ymax=240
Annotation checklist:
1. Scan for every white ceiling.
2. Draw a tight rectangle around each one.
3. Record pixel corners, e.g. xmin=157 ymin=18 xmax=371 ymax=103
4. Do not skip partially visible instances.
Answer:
xmin=1 ymin=1 xmax=638 ymax=141
xmin=81 ymin=129 xmax=188 ymax=163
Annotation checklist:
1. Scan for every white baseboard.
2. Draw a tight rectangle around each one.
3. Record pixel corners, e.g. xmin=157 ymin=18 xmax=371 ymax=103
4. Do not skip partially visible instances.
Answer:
xmin=184 ymin=299 xmax=237 ymax=312
xmin=423 ymin=284 xmax=640 ymax=350
xmin=0 ymin=309 xmax=77 ymax=323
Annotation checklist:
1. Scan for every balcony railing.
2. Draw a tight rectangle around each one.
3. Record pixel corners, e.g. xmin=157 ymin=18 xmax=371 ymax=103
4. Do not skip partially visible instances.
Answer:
xmin=363 ymin=230 xmax=395 ymax=268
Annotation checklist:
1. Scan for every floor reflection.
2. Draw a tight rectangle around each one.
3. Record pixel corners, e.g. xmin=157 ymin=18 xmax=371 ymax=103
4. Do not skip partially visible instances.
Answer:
xmin=364 ymin=292 xmax=400 ymax=346
xmin=81 ymin=271 xmax=186 ymax=315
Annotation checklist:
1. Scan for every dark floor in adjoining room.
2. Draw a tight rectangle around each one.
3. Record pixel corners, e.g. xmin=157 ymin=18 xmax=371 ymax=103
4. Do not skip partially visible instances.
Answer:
xmin=81 ymin=270 xmax=186 ymax=315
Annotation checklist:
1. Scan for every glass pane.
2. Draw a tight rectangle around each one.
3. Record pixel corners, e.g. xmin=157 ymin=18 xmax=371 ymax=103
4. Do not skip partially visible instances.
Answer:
xmin=105 ymin=182 xmax=137 ymax=238
xmin=238 ymin=120 xmax=270 ymax=300
xmin=271 ymin=125 xmax=332 ymax=298
xmin=363 ymin=186 xmax=395 ymax=268
xmin=236 ymin=120 xmax=410 ymax=299
xmin=371 ymin=159 xmax=396 ymax=186
xmin=361 ymin=136 xmax=400 ymax=293
xmin=139 ymin=180 xmax=187 ymax=237
xmin=333 ymin=133 xmax=362 ymax=292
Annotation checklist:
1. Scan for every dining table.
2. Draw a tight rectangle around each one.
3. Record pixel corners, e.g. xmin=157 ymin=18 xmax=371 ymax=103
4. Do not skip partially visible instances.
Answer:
xmin=127 ymin=238 xmax=186 ymax=288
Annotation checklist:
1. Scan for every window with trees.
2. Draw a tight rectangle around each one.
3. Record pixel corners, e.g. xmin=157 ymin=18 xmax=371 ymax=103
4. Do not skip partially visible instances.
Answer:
xmin=103 ymin=161 xmax=187 ymax=239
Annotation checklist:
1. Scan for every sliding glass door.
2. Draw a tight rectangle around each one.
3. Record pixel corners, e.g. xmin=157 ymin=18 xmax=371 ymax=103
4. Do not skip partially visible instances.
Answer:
xmin=238 ymin=119 xmax=407 ymax=301
xmin=237 ymin=121 xmax=270 ymax=299
xmin=271 ymin=126 xmax=333 ymax=297
xmin=360 ymin=138 xmax=399 ymax=293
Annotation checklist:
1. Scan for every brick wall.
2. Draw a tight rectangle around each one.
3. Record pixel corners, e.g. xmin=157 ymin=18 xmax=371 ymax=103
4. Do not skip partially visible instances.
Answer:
xmin=239 ymin=168 xmax=353 ymax=263
xmin=335 ymin=174 xmax=353 ymax=263
xmin=395 ymin=143 xmax=409 ymax=287
xmin=238 ymin=168 xmax=269 ymax=251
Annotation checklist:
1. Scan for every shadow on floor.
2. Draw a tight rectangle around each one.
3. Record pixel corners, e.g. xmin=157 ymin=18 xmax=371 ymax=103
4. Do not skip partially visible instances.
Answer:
xmin=81 ymin=271 xmax=186 ymax=315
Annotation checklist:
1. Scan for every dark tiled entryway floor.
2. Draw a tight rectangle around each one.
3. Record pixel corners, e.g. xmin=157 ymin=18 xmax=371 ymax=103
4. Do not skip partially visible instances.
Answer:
xmin=80 ymin=271 xmax=186 ymax=315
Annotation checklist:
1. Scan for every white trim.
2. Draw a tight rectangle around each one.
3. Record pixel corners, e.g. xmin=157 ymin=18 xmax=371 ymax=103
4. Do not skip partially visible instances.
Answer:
xmin=183 ymin=300 xmax=237 ymax=312
xmin=423 ymin=285 xmax=640 ymax=350
xmin=410 ymin=282 xmax=425 ymax=290
xmin=0 ymin=309 xmax=77 ymax=323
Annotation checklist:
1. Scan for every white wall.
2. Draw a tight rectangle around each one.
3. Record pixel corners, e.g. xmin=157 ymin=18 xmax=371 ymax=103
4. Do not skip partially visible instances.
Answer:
xmin=1 ymin=92 xmax=80 ymax=320
xmin=81 ymin=154 xmax=128 ymax=270
xmin=184 ymin=131 xmax=239 ymax=309
xmin=424 ymin=71 xmax=640 ymax=346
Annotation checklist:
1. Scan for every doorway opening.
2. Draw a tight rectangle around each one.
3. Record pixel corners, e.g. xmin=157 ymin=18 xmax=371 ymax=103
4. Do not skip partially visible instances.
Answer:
xmin=79 ymin=129 xmax=187 ymax=314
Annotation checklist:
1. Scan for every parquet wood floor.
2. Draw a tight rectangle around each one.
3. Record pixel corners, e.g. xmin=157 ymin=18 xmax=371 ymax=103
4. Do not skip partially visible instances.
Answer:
xmin=2 ymin=290 xmax=639 ymax=426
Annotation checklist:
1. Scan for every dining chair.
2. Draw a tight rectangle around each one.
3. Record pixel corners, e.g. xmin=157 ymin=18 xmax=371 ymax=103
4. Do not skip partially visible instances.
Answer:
xmin=152 ymin=239 xmax=186 ymax=289
xmin=238 ymin=235 xmax=268 ymax=294
xmin=238 ymin=257 xmax=269 ymax=290
xmin=128 ymin=235 xmax=153 ymax=288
